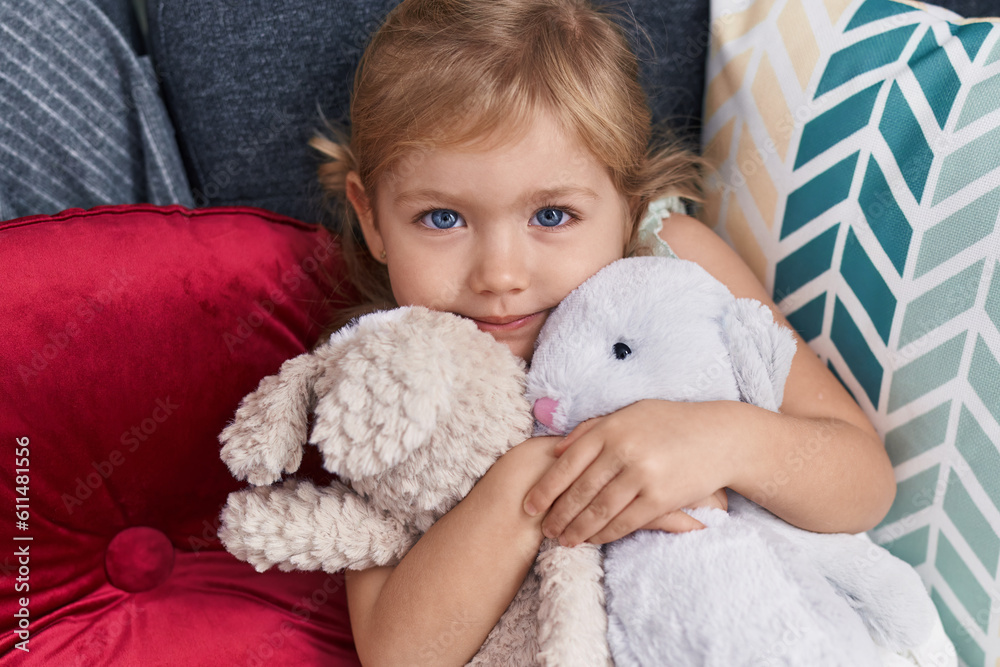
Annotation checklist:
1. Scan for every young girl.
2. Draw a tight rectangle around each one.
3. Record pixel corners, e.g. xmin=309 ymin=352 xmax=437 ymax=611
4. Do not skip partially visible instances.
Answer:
xmin=311 ymin=0 xmax=896 ymax=664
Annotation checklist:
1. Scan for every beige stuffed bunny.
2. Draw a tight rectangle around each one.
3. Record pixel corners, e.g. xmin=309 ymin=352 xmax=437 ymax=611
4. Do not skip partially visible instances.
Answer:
xmin=218 ymin=306 xmax=610 ymax=667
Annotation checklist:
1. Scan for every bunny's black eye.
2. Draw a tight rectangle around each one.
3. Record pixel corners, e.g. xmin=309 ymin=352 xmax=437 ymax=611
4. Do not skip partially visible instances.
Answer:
xmin=612 ymin=342 xmax=632 ymax=360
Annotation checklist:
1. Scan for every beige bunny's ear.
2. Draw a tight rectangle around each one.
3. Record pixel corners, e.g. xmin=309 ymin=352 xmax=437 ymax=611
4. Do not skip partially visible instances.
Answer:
xmin=219 ymin=349 xmax=327 ymax=486
xmin=310 ymin=306 xmax=518 ymax=481
xmin=719 ymin=298 xmax=797 ymax=412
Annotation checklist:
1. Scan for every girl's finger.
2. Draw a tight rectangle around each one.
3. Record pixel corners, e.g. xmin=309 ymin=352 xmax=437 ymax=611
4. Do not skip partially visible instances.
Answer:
xmin=581 ymin=495 xmax=666 ymax=545
xmin=586 ymin=504 xmax=705 ymax=545
xmin=542 ymin=448 xmax=627 ymax=540
xmin=523 ymin=435 xmax=602 ymax=518
xmin=557 ymin=468 xmax=637 ymax=547
xmin=553 ymin=417 xmax=601 ymax=456
xmin=641 ymin=510 xmax=706 ymax=533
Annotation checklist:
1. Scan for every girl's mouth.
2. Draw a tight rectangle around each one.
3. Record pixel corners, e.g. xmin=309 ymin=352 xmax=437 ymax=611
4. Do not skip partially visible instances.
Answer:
xmin=471 ymin=311 xmax=545 ymax=332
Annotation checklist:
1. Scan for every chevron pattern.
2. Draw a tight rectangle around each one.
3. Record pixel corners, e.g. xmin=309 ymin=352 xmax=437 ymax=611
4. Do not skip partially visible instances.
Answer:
xmin=701 ymin=1 xmax=1000 ymax=664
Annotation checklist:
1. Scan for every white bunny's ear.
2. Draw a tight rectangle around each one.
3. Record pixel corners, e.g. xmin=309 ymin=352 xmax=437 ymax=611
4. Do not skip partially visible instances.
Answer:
xmin=219 ymin=350 xmax=327 ymax=486
xmin=720 ymin=299 xmax=796 ymax=412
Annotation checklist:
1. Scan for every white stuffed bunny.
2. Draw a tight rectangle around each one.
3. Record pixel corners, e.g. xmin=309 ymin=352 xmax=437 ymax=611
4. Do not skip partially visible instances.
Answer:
xmin=218 ymin=306 xmax=610 ymax=667
xmin=525 ymin=256 xmax=950 ymax=667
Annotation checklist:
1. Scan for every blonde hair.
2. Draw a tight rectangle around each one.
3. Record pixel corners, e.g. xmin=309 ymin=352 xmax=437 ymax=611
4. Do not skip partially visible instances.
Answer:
xmin=312 ymin=0 xmax=706 ymax=332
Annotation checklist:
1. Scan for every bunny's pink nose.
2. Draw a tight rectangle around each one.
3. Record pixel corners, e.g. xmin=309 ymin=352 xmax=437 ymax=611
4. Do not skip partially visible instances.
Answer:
xmin=533 ymin=397 xmax=559 ymax=430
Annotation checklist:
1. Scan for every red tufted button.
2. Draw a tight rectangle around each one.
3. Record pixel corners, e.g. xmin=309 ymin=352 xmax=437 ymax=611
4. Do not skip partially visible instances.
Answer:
xmin=105 ymin=527 xmax=175 ymax=592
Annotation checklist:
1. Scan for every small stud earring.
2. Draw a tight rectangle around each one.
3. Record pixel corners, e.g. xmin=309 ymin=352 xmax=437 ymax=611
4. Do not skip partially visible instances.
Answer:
xmin=379 ymin=250 xmax=386 ymax=261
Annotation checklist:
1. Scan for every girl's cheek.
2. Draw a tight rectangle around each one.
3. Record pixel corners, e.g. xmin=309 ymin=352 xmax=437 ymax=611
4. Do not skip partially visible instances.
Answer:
xmin=394 ymin=277 xmax=462 ymax=311
xmin=422 ymin=272 xmax=461 ymax=304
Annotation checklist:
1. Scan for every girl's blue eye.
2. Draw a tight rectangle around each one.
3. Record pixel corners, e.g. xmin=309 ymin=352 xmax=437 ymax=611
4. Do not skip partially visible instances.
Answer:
xmin=422 ymin=209 xmax=465 ymax=229
xmin=533 ymin=208 xmax=570 ymax=227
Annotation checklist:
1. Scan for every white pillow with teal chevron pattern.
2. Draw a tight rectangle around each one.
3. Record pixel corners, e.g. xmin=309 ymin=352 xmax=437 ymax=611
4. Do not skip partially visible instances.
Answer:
xmin=700 ymin=1 xmax=1000 ymax=665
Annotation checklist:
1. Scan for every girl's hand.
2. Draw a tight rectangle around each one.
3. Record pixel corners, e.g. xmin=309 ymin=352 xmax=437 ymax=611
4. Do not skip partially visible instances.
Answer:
xmin=637 ymin=488 xmax=729 ymax=534
xmin=521 ymin=399 xmax=739 ymax=547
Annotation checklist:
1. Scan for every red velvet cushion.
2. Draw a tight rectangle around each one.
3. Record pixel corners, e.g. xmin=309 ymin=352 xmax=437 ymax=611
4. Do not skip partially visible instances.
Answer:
xmin=0 ymin=205 xmax=362 ymax=665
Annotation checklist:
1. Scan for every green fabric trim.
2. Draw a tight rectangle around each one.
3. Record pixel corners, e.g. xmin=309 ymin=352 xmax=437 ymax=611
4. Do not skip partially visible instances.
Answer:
xmin=637 ymin=196 xmax=684 ymax=259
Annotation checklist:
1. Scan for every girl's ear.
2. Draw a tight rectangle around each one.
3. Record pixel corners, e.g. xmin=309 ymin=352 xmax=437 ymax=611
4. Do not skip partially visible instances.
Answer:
xmin=345 ymin=171 xmax=385 ymax=263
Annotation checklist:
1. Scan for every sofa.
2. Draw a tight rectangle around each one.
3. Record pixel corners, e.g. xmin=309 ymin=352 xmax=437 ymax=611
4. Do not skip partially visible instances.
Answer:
xmin=2 ymin=0 xmax=1000 ymax=665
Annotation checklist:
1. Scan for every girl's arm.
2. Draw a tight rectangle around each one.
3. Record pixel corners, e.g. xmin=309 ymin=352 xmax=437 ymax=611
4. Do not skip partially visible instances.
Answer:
xmin=657 ymin=214 xmax=896 ymax=533
xmin=521 ymin=215 xmax=895 ymax=544
xmin=346 ymin=436 xmax=560 ymax=667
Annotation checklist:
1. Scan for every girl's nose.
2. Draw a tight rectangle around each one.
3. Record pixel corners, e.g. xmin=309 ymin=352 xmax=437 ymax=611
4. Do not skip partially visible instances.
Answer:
xmin=533 ymin=397 xmax=559 ymax=431
xmin=470 ymin=230 xmax=530 ymax=295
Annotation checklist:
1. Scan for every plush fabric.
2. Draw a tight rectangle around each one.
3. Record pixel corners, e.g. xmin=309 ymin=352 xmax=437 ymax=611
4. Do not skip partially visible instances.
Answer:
xmin=698 ymin=1 xmax=1000 ymax=664
xmin=0 ymin=204 xmax=361 ymax=664
xmin=606 ymin=494 xmax=955 ymax=667
xmin=217 ymin=306 xmax=610 ymax=667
